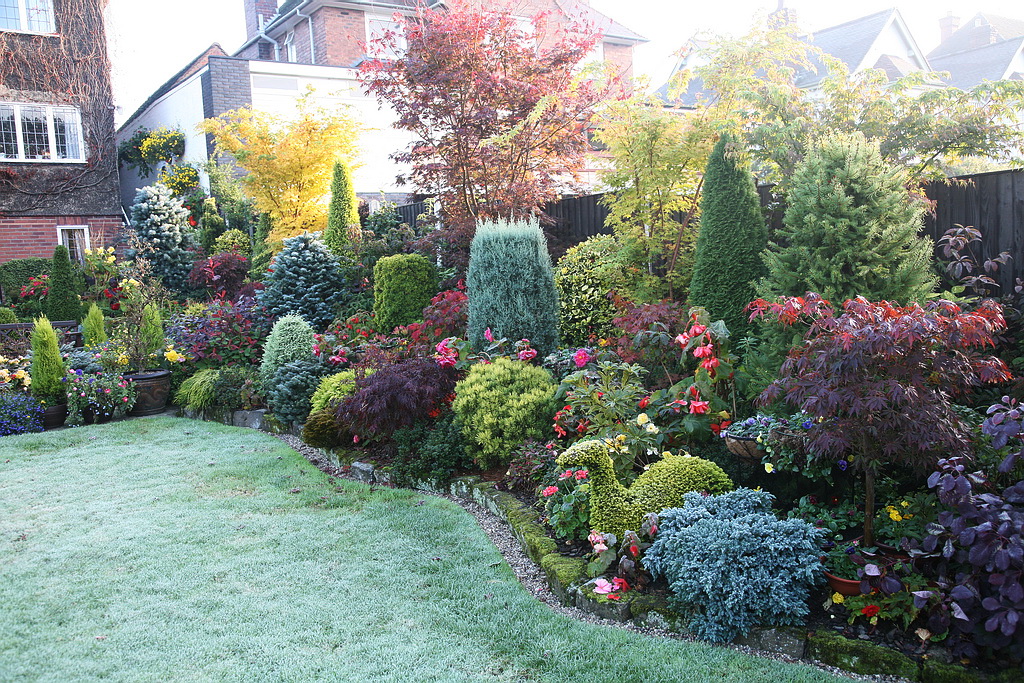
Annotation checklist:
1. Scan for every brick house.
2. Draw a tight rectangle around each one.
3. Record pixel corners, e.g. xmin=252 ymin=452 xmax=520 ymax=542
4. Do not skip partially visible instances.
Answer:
xmin=0 ymin=0 xmax=122 ymax=266
xmin=116 ymin=0 xmax=644 ymax=211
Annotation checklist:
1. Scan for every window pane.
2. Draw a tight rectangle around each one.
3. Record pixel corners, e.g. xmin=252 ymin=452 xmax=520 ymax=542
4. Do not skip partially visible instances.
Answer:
xmin=25 ymin=0 xmax=53 ymax=32
xmin=0 ymin=0 xmax=20 ymax=31
xmin=52 ymin=107 xmax=81 ymax=160
xmin=19 ymin=105 xmax=50 ymax=159
xmin=60 ymin=228 xmax=87 ymax=264
xmin=0 ymin=105 xmax=18 ymax=159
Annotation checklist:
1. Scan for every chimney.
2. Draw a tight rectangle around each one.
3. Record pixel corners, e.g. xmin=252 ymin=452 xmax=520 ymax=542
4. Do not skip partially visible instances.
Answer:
xmin=244 ymin=0 xmax=279 ymax=41
xmin=939 ymin=13 xmax=960 ymax=42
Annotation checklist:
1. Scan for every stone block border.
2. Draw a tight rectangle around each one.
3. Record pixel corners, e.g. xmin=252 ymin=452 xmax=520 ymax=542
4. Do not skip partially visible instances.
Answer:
xmin=174 ymin=410 xmax=1014 ymax=683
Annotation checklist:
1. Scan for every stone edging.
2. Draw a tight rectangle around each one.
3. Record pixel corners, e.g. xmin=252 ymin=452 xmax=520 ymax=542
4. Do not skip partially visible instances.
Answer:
xmin=172 ymin=410 xmax=1012 ymax=683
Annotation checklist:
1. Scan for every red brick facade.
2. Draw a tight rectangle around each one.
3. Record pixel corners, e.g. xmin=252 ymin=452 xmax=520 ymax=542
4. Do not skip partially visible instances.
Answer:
xmin=311 ymin=6 xmax=366 ymax=67
xmin=0 ymin=216 xmax=122 ymax=264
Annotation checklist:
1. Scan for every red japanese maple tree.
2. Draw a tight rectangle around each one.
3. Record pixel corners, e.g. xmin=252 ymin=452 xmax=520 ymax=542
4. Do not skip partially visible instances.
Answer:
xmin=748 ymin=293 xmax=1012 ymax=546
xmin=359 ymin=1 xmax=620 ymax=269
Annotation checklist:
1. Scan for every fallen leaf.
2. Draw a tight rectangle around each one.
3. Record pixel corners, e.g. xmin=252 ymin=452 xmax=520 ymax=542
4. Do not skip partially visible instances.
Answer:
xmin=289 ymin=488 xmax=301 ymax=494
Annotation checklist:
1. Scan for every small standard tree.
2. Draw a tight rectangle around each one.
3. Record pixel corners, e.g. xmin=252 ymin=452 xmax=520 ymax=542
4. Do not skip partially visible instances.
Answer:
xmin=689 ymin=135 xmax=767 ymax=337
xmin=258 ymin=232 xmax=349 ymax=331
xmin=324 ymin=161 xmax=360 ymax=257
xmin=758 ymin=133 xmax=935 ymax=304
xmin=45 ymin=245 xmax=82 ymax=322
xmin=130 ymin=183 xmax=197 ymax=294
xmin=467 ymin=218 xmax=559 ymax=356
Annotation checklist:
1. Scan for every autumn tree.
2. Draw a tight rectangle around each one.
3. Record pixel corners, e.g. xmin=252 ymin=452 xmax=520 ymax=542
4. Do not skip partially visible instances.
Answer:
xmin=199 ymin=93 xmax=361 ymax=244
xmin=359 ymin=1 xmax=617 ymax=269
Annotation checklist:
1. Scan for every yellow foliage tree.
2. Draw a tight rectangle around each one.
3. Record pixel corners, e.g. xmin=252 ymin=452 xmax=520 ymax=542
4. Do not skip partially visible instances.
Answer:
xmin=199 ymin=93 xmax=361 ymax=243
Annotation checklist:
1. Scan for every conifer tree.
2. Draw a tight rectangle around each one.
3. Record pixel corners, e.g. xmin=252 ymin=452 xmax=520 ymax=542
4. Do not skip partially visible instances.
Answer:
xmin=129 ymin=183 xmax=197 ymax=294
xmin=689 ymin=136 xmax=767 ymax=336
xmin=249 ymin=213 xmax=275 ymax=279
xmin=759 ymin=133 xmax=935 ymax=304
xmin=83 ymin=303 xmax=107 ymax=347
xmin=258 ymin=233 xmax=349 ymax=330
xmin=467 ymin=218 xmax=559 ymax=356
xmin=324 ymin=161 xmax=360 ymax=257
xmin=45 ymin=245 xmax=82 ymax=322
xmin=197 ymin=197 xmax=227 ymax=254
xmin=30 ymin=316 xmax=64 ymax=405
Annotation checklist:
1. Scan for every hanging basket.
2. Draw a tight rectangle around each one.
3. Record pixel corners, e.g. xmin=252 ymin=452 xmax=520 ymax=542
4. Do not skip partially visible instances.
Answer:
xmin=722 ymin=432 xmax=766 ymax=462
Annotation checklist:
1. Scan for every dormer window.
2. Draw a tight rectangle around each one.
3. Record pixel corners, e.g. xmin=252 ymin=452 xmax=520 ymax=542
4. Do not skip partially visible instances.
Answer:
xmin=0 ymin=0 xmax=55 ymax=34
xmin=0 ymin=102 xmax=84 ymax=162
xmin=284 ymin=31 xmax=297 ymax=62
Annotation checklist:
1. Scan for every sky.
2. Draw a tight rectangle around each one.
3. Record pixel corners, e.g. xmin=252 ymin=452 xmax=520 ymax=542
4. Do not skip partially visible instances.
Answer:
xmin=105 ymin=0 xmax=1024 ymax=127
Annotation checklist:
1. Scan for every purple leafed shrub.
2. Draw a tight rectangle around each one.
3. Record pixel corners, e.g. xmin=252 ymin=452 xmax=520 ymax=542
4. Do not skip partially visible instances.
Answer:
xmin=166 ymin=297 xmax=270 ymax=369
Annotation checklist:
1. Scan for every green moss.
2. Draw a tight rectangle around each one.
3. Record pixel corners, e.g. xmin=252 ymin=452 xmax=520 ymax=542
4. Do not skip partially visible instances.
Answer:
xmin=920 ymin=660 xmax=987 ymax=683
xmin=626 ymin=593 xmax=670 ymax=618
xmin=540 ymin=554 xmax=585 ymax=589
xmin=522 ymin=527 xmax=558 ymax=563
xmin=807 ymin=632 xmax=918 ymax=680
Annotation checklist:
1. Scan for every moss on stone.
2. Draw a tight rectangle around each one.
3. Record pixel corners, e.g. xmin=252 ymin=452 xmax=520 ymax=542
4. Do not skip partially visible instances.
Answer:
xmin=920 ymin=660 xmax=986 ymax=683
xmin=523 ymin=528 xmax=557 ymax=563
xmin=626 ymin=592 xmax=670 ymax=618
xmin=807 ymin=631 xmax=919 ymax=680
xmin=540 ymin=554 xmax=585 ymax=590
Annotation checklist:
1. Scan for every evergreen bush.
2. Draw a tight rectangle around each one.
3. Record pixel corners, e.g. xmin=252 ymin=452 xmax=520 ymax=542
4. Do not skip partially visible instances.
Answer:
xmin=310 ymin=370 xmax=361 ymax=414
xmin=45 ymin=245 xmax=82 ymax=322
xmin=689 ymin=136 xmax=767 ymax=337
xmin=452 ymin=357 xmax=557 ymax=469
xmin=644 ymin=489 xmax=825 ymax=643
xmin=373 ymin=254 xmax=437 ymax=334
xmin=248 ymin=213 xmax=274 ymax=279
xmin=259 ymin=314 xmax=314 ymax=388
xmin=467 ymin=218 xmax=559 ymax=357
xmin=0 ymin=257 xmax=50 ymax=304
xmin=324 ymin=161 xmax=360 ymax=257
xmin=258 ymin=232 xmax=349 ymax=330
xmin=759 ymin=133 xmax=935 ymax=304
xmin=30 ymin=316 xmax=65 ymax=405
xmin=129 ymin=183 xmax=197 ymax=294
xmin=302 ymin=408 xmax=343 ymax=449
xmin=140 ymin=304 xmax=165 ymax=360
xmin=83 ymin=303 xmax=107 ymax=347
xmin=554 ymin=235 xmax=621 ymax=346
xmin=175 ymin=368 xmax=219 ymax=411
xmin=391 ymin=415 xmax=473 ymax=487
xmin=0 ymin=307 xmax=17 ymax=324
xmin=267 ymin=358 xmax=327 ymax=425
xmin=213 ymin=228 xmax=250 ymax=256
xmin=197 ymin=197 xmax=227 ymax=254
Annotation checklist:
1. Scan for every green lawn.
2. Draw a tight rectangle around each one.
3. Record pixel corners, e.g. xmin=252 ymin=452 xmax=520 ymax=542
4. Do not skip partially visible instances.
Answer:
xmin=0 ymin=418 xmax=845 ymax=682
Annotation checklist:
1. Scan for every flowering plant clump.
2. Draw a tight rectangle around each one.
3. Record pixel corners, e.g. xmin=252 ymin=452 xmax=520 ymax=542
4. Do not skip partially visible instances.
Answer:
xmin=586 ymin=512 xmax=659 ymax=592
xmin=786 ymin=494 xmax=862 ymax=541
xmin=97 ymin=336 xmax=189 ymax=373
xmin=541 ymin=346 xmax=610 ymax=381
xmin=0 ymin=391 xmax=44 ymax=436
xmin=0 ymin=354 xmax=31 ymax=392
xmin=166 ymin=297 xmax=268 ymax=369
xmin=82 ymin=247 xmax=120 ymax=308
xmin=17 ymin=274 xmax=49 ymax=317
xmin=63 ymin=369 xmax=138 ymax=425
xmin=432 ymin=333 xmax=539 ymax=371
xmin=499 ymin=440 xmax=558 ymax=493
xmin=541 ymin=467 xmax=591 ymax=540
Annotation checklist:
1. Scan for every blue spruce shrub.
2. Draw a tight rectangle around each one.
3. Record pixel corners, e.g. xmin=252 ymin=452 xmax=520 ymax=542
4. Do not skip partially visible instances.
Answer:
xmin=129 ymin=183 xmax=197 ymax=294
xmin=267 ymin=358 xmax=329 ymax=425
xmin=258 ymin=232 xmax=349 ymax=330
xmin=644 ymin=488 xmax=825 ymax=643
xmin=467 ymin=218 xmax=559 ymax=357
xmin=259 ymin=314 xmax=315 ymax=388
xmin=0 ymin=393 xmax=44 ymax=436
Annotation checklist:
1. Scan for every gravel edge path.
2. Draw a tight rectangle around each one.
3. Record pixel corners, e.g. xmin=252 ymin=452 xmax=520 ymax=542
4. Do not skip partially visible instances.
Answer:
xmin=275 ymin=433 xmax=909 ymax=683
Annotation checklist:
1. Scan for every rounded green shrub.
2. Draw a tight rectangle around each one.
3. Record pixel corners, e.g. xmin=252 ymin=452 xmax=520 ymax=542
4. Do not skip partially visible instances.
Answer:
xmin=30 ymin=316 xmax=65 ymax=405
xmin=45 ymin=245 xmax=82 ymax=322
xmin=556 ymin=439 xmax=733 ymax=538
xmin=259 ymin=314 xmax=314 ymax=389
xmin=0 ymin=307 xmax=17 ymax=324
xmin=554 ymin=235 xmax=621 ymax=346
xmin=453 ymin=357 xmax=557 ymax=469
xmin=373 ymin=254 xmax=437 ymax=334
xmin=392 ymin=415 xmax=472 ymax=487
xmin=258 ymin=232 xmax=349 ymax=331
xmin=310 ymin=370 xmax=362 ymax=414
xmin=302 ymin=408 xmax=343 ymax=449
xmin=467 ymin=218 xmax=559 ymax=357
xmin=267 ymin=358 xmax=327 ymax=425
xmin=83 ymin=303 xmax=108 ymax=347
xmin=213 ymin=228 xmax=250 ymax=256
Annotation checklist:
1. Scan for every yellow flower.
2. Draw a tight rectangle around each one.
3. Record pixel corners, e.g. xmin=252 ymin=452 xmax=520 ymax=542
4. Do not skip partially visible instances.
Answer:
xmin=636 ymin=413 xmax=649 ymax=426
xmin=889 ymin=510 xmax=903 ymax=521
xmin=616 ymin=434 xmax=626 ymax=443
xmin=831 ymin=592 xmax=845 ymax=605
xmin=900 ymin=501 xmax=909 ymax=508
xmin=662 ymin=451 xmax=673 ymax=458
xmin=117 ymin=355 xmax=129 ymax=366
xmin=164 ymin=350 xmax=183 ymax=363
xmin=755 ymin=436 xmax=763 ymax=443
xmin=764 ymin=463 xmax=775 ymax=473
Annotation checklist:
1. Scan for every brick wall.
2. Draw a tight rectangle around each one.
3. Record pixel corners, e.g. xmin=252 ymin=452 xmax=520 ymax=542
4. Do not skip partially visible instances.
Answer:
xmin=312 ymin=6 xmax=366 ymax=66
xmin=0 ymin=215 xmax=123 ymax=264
xmin=244 ymin=0 xmax=279 ymax=41
xmin=203 ymin=57 xmax=254 ymax=156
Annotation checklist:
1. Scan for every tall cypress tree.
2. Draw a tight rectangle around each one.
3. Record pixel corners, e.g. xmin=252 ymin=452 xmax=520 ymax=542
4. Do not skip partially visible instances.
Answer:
xmin=45 ymin=245 xmax=82 ymax=322
xmin=324 ymin=161 xmax=360 ymax=257
xmin=689 ymin=135 xmax=767 ymax=336
xmin=758 ymin=133 xmax=935 ymax=304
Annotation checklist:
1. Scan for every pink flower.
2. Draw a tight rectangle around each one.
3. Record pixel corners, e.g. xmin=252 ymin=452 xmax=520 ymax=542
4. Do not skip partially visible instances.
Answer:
xmin=699 ymin=356 xmax=720 ymax=371
xmin=329 ymin=355 xmax=344 ymax=365
xmin=353 ymin=435 xmax=360 ymax=444
xmin=588 ymin=531 xmax=605 ymax=547
xmin=689 ymin=324 xmax=707 ymax=337
xmin=122 ymin=397 xmax=129 ymax=402
xmin=593 ymin=542 xmax=608 ymax=553
xmin=674 ymin=333 xmax=690 ymax=346
xmin=484 ymin=328 xmax=494 ymax=342
xmin=574 ymin=469 xmax=588 ymax=480
xmin=518 ymin=348 xmax=537 ymax=361
xmin=542 ymin=485 xmax=559 ymax=497
xmin=104 ymin=388 xmax=111 ymax=394
xmin=592 ymin=578 xmax=614 ymax=594
xmin=572 ymin=348 xmax=592 ymax=368
xmin=612 ymin=577 xmax=631 ymax=592
xmin=312 ymin=344 xmax=320 ymax=355
xmin=558 ymin=469 xmax=574 ymax=480
xmin=80 ymin=392 xmax=86 ymax=397
xmin=693 ymin=344 xmax=714 ymax=359
xmin=689 ymin=400 xmax=710 ymax=414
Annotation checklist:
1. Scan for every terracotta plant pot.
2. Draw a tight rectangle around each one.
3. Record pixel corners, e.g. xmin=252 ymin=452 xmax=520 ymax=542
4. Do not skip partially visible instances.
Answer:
xmin=824 ymin=571 xmax=863 ymax=596
xmin=123 ymin=369 xmax=172 ymax=416
xmin=41 ymin=403 xmax=68 ymax=430
xmin=722 ymin=432 xmax=765 ymax=462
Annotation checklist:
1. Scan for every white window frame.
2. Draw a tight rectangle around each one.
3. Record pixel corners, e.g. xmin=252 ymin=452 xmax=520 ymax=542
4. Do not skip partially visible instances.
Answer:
xmin=365 ymin=12 xmax=405 ymax=59
xmin=56 ymin=225 xmax=90 ymax=264
xmin=283 ymin=31 xmax=297 ymax=62
xmin=0 ymin=0 xmax=55 ymax=34
xmin=0 ymin=102 xmax=85 ymax=163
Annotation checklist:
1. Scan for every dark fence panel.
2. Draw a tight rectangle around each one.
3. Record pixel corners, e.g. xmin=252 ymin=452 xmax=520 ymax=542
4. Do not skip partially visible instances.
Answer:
xmin=396 ymin=201 xmax=428 ymax=231
xmin=921 ymin=169 xmax=1024 ymax=295
xmin=0 ymin=321 xmax=82 ymax=357
xmin=542 ymin=193 xmax=612 ymax=260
